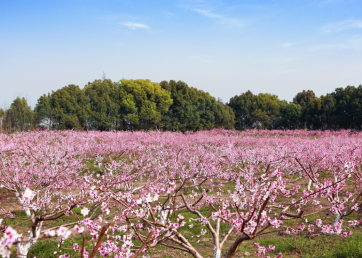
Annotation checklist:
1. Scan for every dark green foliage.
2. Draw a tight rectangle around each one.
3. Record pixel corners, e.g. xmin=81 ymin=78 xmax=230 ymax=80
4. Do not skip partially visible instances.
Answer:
xmin=276 ymin=102 xmax=302 ymax=129
xmin=228 ymin=90 xmax=256 ymax=130
xmin=11 ymin=79 xmax=362 ymax=132
xmin=34 ymin=93 xmax=53 ymax=128
xmin=332 ymin=85 xmax=362 ymax=130
xmin=4 ymin=97 xmax=33 ymax=131
xmin=117 ymin=79 xmax=173 ymax=130
xmin=291 ymin=85 xmax=362 ymax=130
xmin=253 ymin=93 xmax=283 ymax=129
xmin=320 ymin=93 xmax=336 ymax=129
xmin=215 ymin=102 xmax=235 ymax=129
xmin=159 ymin=80 xmax=234 ymax=131
xmin=51 ymin=84 xmax=91 ymax=129
xmin=228 ymin=91 xmax=286 ymax=129
xmin=293 ymin=90 xmax=316 ymax=129
xmin=84 ymin=79 xmax=120 ymax=130
xmin=293 ymin=90 xmax=316 ymax=108
xmin=34 ymin=85 xmax=91 ymax=130
xmin=228 ymin=85 xmax=362 ymax=130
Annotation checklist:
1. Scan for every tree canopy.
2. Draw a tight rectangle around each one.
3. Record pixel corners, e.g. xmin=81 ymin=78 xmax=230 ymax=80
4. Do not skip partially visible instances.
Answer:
xmin=159 ymin=80 xmax=234 ymax=131
xmin=2 ymin=97 xmax=33 ymax=132
xmin=118 ymin=79 xmax=173 ymax=130
xmin=0 ymin=78 xmax=360 ymax=132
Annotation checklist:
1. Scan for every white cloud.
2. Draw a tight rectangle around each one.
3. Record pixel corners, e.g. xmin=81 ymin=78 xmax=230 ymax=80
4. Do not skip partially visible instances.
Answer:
xmin=322 ymin=19 xmax=362 ymax=33
xmin=191 ymin=8 xmax=243 ymax=26
xmin=282 ymin=42 xmax=293 ymax=48
xmin=121 ymin=22 xmax=149 ymax=30
xmin=193 ymin=9 xmax=223 ymax=18
xmin=164 ymin=12 xmax=174 ymax=18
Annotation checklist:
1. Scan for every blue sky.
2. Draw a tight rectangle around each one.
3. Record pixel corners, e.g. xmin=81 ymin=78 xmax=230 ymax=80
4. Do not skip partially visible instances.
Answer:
xmin=1 ymin=0 xmax=362 ymax=108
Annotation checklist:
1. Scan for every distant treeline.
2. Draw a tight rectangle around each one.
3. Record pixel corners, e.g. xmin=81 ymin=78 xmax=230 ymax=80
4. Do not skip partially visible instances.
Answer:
xmin=0 ymin=79 xmax=361 ymax=132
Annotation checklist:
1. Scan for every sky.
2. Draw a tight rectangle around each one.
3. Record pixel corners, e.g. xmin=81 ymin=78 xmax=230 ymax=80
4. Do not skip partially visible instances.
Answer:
xmin=1 ymin=0 xmax=362 ymax=108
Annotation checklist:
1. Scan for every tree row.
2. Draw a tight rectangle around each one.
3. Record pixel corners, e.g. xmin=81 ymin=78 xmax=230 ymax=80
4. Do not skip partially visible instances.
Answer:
xmin=229 ymin=86 xmax=362 ymax=130
xmin=0 ymin=79 xmax=235 ymax=132
xmin=1 ymin=78 xmax=361 ymax=131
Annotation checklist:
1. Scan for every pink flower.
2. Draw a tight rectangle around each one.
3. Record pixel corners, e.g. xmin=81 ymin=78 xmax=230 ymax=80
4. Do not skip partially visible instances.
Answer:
xmin=316 ymin=219 xmax=322 ymax=227
xmin=57 ymin=226 xmax=71 ymax=240
xmin=74 ymin=225 xmax=84 ymax=234
xmin=81 ymin=208 xmax=90 ymax=217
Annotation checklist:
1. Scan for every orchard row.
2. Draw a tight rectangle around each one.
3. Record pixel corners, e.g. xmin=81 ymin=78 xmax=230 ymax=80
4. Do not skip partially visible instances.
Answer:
xmin=0 ymin=129 xmax=361 ymax=257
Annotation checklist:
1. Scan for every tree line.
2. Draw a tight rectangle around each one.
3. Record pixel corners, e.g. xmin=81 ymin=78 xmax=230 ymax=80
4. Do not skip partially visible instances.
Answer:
xmin=0 ymin=79 xmax=235 ymax=132
xmin=229 ymin=86 xmax=362 ymax=130
xmin=0 ymin=78 xmax=361 ymax=132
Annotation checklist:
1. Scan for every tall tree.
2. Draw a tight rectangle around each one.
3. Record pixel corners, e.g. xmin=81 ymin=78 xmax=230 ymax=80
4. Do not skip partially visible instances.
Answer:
xmin=34 ymin=93 xmax=53 ymax=128
xmin=215 ymin=103 xmax=235 ymax=129
xmin=5 ymin=97 xmax=33 ymax=131
xmin=117 ymin=79 xmax=173 ymax=130
xmin=320 ymin=94 xmax=336 ymax=129
xmin=84 ymin=79 xmax=120 ymax=131
xmin=332 ymin=86 xmax=357 ymax=129
xmin=293 ymin=90 xmax=316 ymax=108
xmin=160 ymin=80 xmax=231 ymax=131
xmin=252 ymin=93 xmax=282 ymax=129
xmin=351 ymin=85 xmax=362 ymax=129
xmin=51 ymin=85 xmax=91 ymax=129
xmin=305 ymin=97 xmax=322 ymax=129
xmin=228 ymin=91 xmax=257 ymax=130
xmin=160 ymin=80 xmax=200 ymax=131
xmin=0 ymin=108 xmax=5 ymax=132
xmin=276 ymin=102 xmax=302 ymax=129
xmin=293 ymin=90 xmax=317 ymax=128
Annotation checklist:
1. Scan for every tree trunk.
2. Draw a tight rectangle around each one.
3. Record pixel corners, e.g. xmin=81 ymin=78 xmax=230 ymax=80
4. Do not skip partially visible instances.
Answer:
xmin=16 ymin=239 xmax=34 ymax=258
xmin=224 ymin=234 xmax=250 ymax=258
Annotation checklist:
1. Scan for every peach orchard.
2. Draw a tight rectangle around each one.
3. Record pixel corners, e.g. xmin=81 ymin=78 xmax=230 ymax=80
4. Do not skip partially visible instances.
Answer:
xmin=0 ymin=129 xmax=361 ymax=257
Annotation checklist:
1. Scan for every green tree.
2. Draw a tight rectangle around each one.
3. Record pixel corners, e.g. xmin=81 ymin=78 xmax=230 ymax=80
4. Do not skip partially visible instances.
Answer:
xmin=351 ymin=85 xmax=362 ymax=129
xmin=215 ymin=103 xmax=235 ymax=129
xmin=331 ymin=85 xmax=362 ymax=129
xmin=228 ymin=91 xmax=257 ymax=130
xmin=160 ymin=80 xmax=230 ymax=131
xmin=6 ymin=97 xmax=33 ymax=131
xmin=196 ymin=90 xmax=218 ymax=130
xmin=0 ymin=108 xmax=5 ymax=132
xmin=252 ymin=93 xmax=282 ymax=129
xmin=276 ymin=102 xmax=302 ymax=129
xmin=160 ymin=80 xmax=200 ymax=131
xmin=293 ymin=90 xmax=316 ymax=108
xmin=117 ymin=79 xmax=173 ymax=130
xmin=332 ymin=86 xmax=356 ymax=129
xmin=34 ymin=93 xmax=53 ymax=128
xmin=305 ymin=97 xmax=322 ymax=129
xmin=293 ymin=90 xmax=317 ymax=128
xmin=51 ymin=85 xmax=91 ymax=129
xmin=0 ymin=109 xmax=4 ymax=121
xmin=320 ymin=94 xmax=336 ymax=129
xmin=84 ymin=79 xmax=120 ymax=131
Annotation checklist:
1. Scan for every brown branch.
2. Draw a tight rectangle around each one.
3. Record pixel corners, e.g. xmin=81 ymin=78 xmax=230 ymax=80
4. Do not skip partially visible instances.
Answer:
xmin=159 ymin=242 xmax=189 ymax=252
xmin=89 ymin=224 xmax=109 ymax=258
xmin=224 ymin=234 xmax=250 ymax=258
xmin=281 ymin=211 xmax=304 ymax=219
xmin=132 ymin=232 xmax=154 ymax=258
xmin=81 ymin=234 xmax=86 ymax=258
